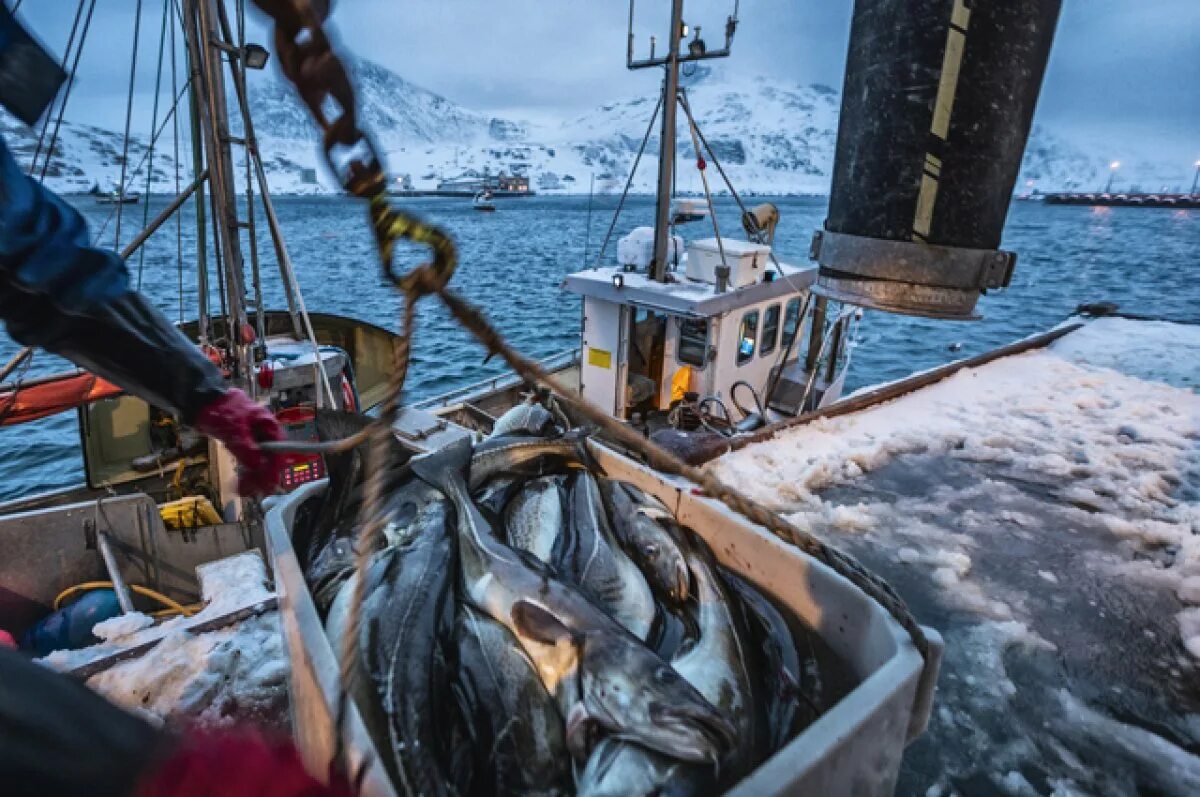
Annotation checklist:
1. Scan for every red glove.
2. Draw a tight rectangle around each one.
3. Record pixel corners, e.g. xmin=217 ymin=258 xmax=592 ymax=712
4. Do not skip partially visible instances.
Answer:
xmin=193 ymin=388 xmax=285 ymax=497
xmin=136 ymin=730 xmax=353 ymax=797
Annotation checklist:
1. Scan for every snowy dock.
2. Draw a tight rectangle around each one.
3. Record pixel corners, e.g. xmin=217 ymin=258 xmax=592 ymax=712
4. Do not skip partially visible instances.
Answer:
xmin=712 ymin=316 xmax=1200 ymax=795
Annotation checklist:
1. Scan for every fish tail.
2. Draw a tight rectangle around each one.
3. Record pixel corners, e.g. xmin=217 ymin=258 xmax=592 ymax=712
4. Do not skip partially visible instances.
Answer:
xmin=411 ymin=437 xmax=474 ymax=497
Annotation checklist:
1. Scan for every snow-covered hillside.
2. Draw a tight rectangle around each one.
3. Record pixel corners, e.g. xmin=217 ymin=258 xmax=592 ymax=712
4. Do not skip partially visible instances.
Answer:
xmin=1 ymin=112 xmax=182 ymax=195
xmin=242 ymin=60 xmax=1138 ymax=196
xmin=6 ymin=57 xmax=1156 ymax=197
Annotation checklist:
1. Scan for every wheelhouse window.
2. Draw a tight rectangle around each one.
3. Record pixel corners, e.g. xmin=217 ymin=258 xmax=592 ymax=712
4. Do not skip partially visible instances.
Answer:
xmin=677 ymin=317 xmax=709 ymax=367
xmin=737 ymin=310 xmax=759 ymax=365
xmin=781 ymin=298 xmax=802 ymax=350
xmin=761 ymin=304 xmax=781 ymax=356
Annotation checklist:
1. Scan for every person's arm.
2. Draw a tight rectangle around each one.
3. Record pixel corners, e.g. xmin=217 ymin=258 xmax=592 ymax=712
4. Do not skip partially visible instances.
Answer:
xmin=0 ymin=647 xmax=351 ymax=797
xmin=0 ymin=138 xmax=225 ymax=421
xmin=0 ymin=138 xmax=283 ymax=495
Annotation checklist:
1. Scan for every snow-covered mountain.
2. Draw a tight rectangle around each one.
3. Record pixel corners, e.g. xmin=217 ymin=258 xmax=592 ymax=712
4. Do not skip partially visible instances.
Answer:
xmin=241 ymin=60 xmax=1137 ymax=196
xmin=5 ymin=57 xmax=1164 ymax=197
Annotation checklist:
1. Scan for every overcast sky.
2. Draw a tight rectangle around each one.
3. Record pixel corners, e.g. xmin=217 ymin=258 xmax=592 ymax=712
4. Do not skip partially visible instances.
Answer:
xmin=12 ymin=1 xmax=1199 ymax=166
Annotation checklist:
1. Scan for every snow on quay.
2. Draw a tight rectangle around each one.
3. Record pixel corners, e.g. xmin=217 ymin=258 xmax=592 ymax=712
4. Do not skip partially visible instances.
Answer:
xmin=713 ymin=317 xmax=1200 ymax=795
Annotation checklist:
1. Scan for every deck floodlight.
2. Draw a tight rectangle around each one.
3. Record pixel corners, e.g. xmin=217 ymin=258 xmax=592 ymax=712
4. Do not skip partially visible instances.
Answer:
xmin=612 ymin=274 xmax=624 ymax=289
xmin=680 ymin=21 xmax=689 ymax=39
xmin=243 ymin=43 xmax=270 ymax=70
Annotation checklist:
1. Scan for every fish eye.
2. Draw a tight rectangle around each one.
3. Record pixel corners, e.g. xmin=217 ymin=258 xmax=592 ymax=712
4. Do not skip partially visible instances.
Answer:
xmin=653 ymin=665 xmax=673 ymax=683
xmin=643 ymin=544 xmax=659 ymax=557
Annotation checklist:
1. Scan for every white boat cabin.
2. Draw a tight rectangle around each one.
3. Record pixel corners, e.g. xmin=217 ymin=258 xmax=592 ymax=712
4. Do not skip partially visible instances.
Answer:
xmin=563 ymin=237 xmax=820 ymax=424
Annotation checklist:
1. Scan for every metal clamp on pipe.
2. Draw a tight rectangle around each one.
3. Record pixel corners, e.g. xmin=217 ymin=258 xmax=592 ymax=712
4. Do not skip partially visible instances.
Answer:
xmin=809 ymin=230 xmax=1016 ymax=320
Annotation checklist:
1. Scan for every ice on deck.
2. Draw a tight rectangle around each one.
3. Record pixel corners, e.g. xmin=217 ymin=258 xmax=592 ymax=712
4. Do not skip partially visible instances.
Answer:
xmin=713 ymin=316 xmax=1200 ymax=795
xmin=40 ymin=551 xmax=287 ymax=729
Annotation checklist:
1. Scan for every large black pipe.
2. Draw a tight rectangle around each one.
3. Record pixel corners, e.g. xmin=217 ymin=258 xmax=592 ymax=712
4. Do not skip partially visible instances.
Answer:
xmin=812 ymin=0 xmax=1062 ymax=319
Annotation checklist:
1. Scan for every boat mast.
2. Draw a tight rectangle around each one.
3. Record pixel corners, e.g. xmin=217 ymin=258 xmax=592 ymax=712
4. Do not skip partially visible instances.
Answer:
xmin=649 ymin=0 xmax=683 ymax=284
xmin=627 ymin=0 xmax=738 ymax=284
xmin=181 ymin=0 xmax=251 ymax=381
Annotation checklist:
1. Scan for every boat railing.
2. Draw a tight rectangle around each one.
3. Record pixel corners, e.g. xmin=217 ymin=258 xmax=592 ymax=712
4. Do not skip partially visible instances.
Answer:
xmin=412 ymin=347 xmax=580 ymax=410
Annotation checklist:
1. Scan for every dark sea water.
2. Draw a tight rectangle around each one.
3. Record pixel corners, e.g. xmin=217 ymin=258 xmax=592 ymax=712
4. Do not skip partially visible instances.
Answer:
xmin=1 ymin=194 xmax=1198 ymax=500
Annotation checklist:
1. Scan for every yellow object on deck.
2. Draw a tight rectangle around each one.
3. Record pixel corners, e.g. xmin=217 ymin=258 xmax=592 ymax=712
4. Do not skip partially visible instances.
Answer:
xmin=159 ymin=496 xmax=224 ymax=529
xmin=671 ymin=365 xmax=697 ymax=402
xmin=53 ymin=581 xmax=197 ymax=616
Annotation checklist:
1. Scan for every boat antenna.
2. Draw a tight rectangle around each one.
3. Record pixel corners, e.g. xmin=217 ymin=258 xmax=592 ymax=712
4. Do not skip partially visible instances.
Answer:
xmin=627 ymin=0 xmax=738 ymax=283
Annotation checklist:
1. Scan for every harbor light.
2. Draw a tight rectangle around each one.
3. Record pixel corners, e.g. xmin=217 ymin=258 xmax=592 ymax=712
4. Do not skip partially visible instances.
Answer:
xmin=1104 ymin=161 xmax=1120 ymax=193
xmin=243 ymin=43 xmax=269 ymax=70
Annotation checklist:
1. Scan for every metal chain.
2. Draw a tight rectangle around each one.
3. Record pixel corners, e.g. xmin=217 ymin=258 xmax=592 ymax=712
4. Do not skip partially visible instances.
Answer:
xmin=249 ymin=0 xmax=929 ymax=784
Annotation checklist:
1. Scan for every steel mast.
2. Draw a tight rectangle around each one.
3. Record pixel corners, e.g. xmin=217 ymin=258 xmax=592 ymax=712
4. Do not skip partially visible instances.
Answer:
xmin=181 ymin=0 xmax=251 ymax=381
xmin=626 ymin=0 xmax=738 ymax=283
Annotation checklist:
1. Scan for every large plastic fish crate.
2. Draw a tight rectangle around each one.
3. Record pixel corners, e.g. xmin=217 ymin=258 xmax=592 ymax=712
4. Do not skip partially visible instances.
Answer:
xmin=264 ymin=443 xmax=942 ymax=796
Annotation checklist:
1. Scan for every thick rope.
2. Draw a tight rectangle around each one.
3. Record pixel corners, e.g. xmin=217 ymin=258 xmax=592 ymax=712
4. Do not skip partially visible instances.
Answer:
xmin=331 ymin=288 xmax=418 ymax=778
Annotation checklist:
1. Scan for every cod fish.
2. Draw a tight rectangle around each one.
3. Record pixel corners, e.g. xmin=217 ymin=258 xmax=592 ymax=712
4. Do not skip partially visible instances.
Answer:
xmin=455 ymin=605 xmax=571 ymax=796
xmin=468 ymin=431 xmax=601 ymax=492
xmin=563 ymin=473 xmax=656 ymax=640
xmin=488 ymin=400 xmax=558 ymax=439
xmin=504 ymin=475 xmax=567 ymax=563
xmin=602 ymin=480 xmax=690 ymax=606
xmin=412 ymin=438 xmax=734 ymax=765
xmin=357 ymin=479 xmax=461 ymax=797
xmin=577 ymin=536 xmax=757 ymax=796
xmin=722 ymin=568 xmax=805 ymax=756
xmin=476 ymin=475 xmax=524 ymax=524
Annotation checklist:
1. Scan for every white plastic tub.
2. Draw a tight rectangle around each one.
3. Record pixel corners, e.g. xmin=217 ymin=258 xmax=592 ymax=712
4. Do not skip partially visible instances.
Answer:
xmin=264 ymin=444 xmax=941 ymax=796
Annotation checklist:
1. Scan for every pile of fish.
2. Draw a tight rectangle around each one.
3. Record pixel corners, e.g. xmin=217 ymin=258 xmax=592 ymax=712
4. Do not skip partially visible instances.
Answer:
xmin=296 ymin=403 xmax=823 ymax=796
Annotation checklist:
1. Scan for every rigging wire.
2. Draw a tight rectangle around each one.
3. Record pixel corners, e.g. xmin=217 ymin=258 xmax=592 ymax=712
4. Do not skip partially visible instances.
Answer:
xmin=114 ymin=0 xmax=146 ymax=250
xmin=680 ymin=91 xmax=729 ymax=278
xmin=28 ymin=0 xmax=87 ymax=177
xmin=92 ymin=80 xmax=192 ymax=244
xmin=591 ymin=88 xmax=664 ymax=268
xmin=212 ymin=0 xmax=337 ymax=407
xmin=171 ymin=1 xmax=184 ymax=324
xmin=234 ymin=0 xmax=268 ymax=348
xmin=136 ymin=0 xmax=173 ymax=290
xmin=37 ymin=0 xmax=97 ymax=184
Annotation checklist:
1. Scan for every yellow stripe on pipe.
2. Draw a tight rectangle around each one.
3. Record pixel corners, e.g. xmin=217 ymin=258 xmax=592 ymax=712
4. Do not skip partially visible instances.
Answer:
xmin=913 ymin=173 xmax=939 ymax=239
xmin=931 ymin=28 xmax=967 ymax=140
xmin=951 ymin=0 xmax=972 ymax=31
xmin=914 ymin=0 xmax=970 ymax=241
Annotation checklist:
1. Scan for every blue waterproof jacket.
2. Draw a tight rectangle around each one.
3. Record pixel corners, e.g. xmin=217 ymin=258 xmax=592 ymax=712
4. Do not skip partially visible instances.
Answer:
xmin=0 ymin=138 xmax=224 ymax=421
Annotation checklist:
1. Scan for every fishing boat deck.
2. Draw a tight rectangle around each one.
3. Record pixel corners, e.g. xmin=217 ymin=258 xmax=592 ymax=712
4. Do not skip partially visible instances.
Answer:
xmin=713 ymin=317 xmax=1200 ymax=795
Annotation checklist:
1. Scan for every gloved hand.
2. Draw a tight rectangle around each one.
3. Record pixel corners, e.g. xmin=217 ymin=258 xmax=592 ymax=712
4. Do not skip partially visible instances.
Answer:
xmin=193 ymin=388 xmax=285 ymax=497
xmin=135 ymin=730 xmax=353 ymax=797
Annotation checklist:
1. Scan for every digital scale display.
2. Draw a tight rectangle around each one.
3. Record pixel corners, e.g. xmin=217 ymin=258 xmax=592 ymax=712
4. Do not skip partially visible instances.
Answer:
xmin=275 ymin=406 xmax=327 ymax=492
xmin=281 ymin=456 xmax=325 ymax=488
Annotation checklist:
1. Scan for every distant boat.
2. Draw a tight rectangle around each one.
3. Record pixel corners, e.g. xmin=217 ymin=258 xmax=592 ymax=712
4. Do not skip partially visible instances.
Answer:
xmin=89 ymin=182 xmax=140 ymax=205
xmin=472 ymin=189 xmax=496 ymax=212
